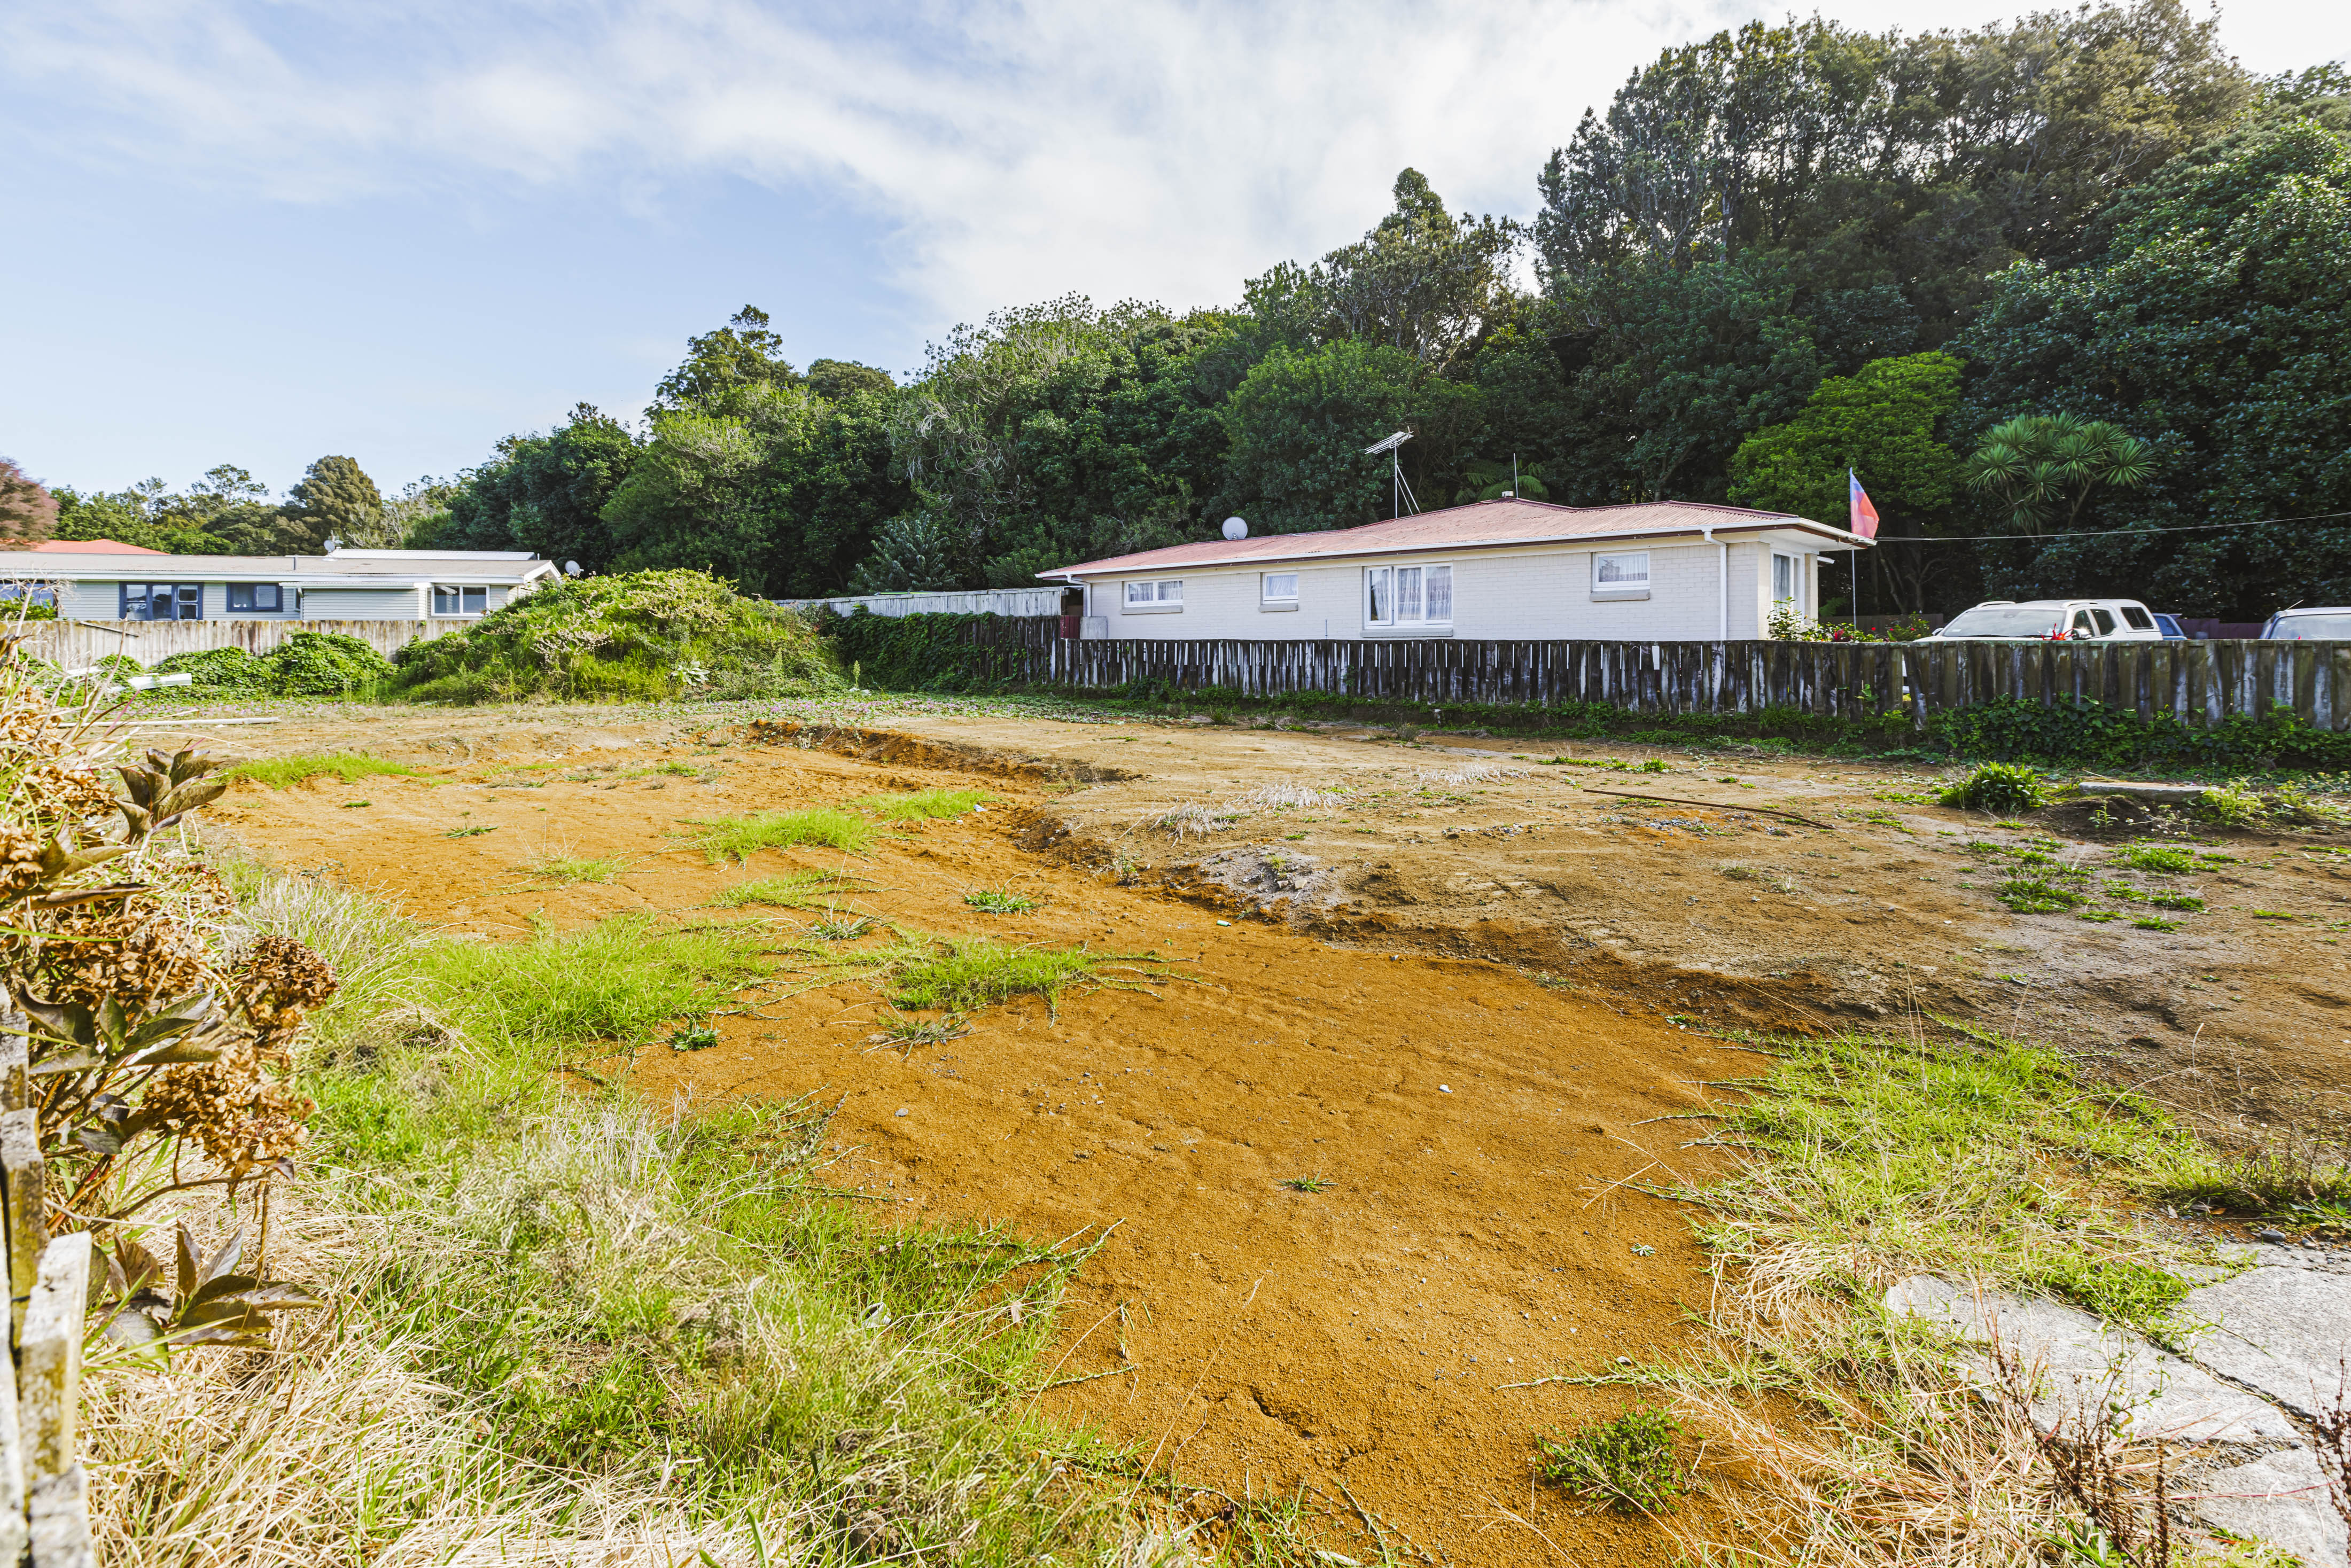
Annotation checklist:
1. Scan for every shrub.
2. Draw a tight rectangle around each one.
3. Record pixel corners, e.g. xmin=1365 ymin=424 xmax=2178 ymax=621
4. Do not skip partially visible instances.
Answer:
xmin=1537 ymin=1407 xmax=1685 ymax=1514
xmin=153 ymin=631 xmax=392 ymax=698
xmin=1941 ymin=762 xmax=2051 ymax=813
xmin=389 ymin=570 xmax=841 ymax=704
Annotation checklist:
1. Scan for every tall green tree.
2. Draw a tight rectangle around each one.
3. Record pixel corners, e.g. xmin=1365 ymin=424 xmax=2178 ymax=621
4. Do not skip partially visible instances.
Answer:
xmin=1963 ymin=414 xmax=2152 ymax=536
xmin=0 ymin=460 xmax=57 ymax=546
xmin=1730 ymin=352 xmax=1966 ymax=610
xmin=443 ymin=405 xmax=642 ymax=570
xmin=652 ymin=306 xmax=804 ymax=412
xmin=1956 ymin=115 xmax=2351 ymax=613
xmin=285 ymin=456 xmax=383 ymax=551
xmin=1220 ymin=340 xmax=1422 ymax=530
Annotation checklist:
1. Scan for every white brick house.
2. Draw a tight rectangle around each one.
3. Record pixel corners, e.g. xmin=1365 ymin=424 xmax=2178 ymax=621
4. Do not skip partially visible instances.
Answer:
xmin=1036 ymin=498 xmax=1869 ymax=641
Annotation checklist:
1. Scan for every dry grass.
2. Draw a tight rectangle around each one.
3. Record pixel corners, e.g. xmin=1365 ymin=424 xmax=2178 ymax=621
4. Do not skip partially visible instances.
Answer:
xmin=1151 ymin=802 xmax=1240 ymax=840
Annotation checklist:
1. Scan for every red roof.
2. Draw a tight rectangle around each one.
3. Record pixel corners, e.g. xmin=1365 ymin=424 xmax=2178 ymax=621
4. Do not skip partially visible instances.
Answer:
xmin=1039 ymin=497 xmax=1862 ymax=578
xmin=30 ymin=538 xmax=163 ymax=555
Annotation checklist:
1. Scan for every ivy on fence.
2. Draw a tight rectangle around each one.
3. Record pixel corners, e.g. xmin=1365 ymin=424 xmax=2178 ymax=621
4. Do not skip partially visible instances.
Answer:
xmin=818 ymin=610 xmax=1048 ymax=692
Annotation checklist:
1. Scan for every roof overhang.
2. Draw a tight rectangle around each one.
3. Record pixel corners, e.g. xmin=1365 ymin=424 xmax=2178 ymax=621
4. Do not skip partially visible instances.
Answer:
xmin=1036 ymin=517 xmax=1870 ymax=581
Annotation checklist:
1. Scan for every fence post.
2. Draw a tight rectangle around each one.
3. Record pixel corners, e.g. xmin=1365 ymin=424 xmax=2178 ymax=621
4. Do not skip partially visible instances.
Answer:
xmin=19 ymin=1235 xmax=90 ymax=1568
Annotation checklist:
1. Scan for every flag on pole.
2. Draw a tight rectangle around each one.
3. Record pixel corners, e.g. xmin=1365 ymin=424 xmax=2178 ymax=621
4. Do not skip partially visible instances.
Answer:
xmin=1848 ymin=470 xmax=1880 ymax=540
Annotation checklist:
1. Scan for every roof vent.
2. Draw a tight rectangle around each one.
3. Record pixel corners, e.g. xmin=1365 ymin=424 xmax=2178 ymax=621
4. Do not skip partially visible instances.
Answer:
xmin=1221 ymin=517 xmax=1248 ymax=541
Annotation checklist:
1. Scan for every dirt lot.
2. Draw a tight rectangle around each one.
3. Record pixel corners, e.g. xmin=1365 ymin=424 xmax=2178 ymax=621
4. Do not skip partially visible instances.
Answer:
xmin=174 ymin=696 xmax=2351 ymax=1562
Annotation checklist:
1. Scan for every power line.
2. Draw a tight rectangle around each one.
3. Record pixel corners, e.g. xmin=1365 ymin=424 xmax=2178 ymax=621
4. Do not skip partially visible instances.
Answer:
xmin=1862 ymin=509 xmax=2351 ymax=544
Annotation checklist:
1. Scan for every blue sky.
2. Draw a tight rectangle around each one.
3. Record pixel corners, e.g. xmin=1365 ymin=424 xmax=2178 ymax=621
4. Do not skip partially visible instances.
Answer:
xmin=5 ymin=0 xmax=2345 ymax=502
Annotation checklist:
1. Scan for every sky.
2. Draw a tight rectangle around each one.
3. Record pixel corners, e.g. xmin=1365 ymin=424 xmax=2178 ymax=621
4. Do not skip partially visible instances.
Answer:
xmin=4 ymin=0 xmax=2346 ymax=501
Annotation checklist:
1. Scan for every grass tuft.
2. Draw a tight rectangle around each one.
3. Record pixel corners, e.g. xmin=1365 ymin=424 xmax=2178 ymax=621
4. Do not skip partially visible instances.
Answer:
xmin=680 ymin=808 xmax=878 ymax=862
xmin=803 ymin=934 xmax=1173 ymax=1020
xmin=413 ymin=912 xmax=768 ymax=1055
xmin=708 ymin=869 xmax=870 ymax=909
xmin=1277 ymin=1175 xmax=1332 ymax=1193
xmin=1537 ymin=1407 xmax=1685 ymax=1515
xmin=229 ymin=752 xmax=421 ymax=790
xmin=857 ymin=786 xmax=993 ymax=820
xmin=513 ymin=845 xmax=630 ymax=886
xmin=964 ymin=888 xmax=1041 ymax=915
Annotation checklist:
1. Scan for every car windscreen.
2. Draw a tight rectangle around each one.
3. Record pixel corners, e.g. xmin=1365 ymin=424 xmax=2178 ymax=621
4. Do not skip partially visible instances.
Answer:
xmin=2271 ymin=613 xmax=2351 ymax=639
xmin=1941 ymin=605 xmax=2066 ymax=637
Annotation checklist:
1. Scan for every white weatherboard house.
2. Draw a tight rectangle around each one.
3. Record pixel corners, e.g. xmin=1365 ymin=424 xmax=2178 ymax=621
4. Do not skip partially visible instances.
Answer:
xmin=1037 ymin=498 xmax=1870 ymax=641
xmin=4 ymin=549 xmax=559 ymax=622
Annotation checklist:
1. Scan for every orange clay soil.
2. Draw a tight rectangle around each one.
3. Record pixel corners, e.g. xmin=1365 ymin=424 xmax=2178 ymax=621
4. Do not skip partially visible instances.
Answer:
xmin=208 ymin=722 xmax=1753 ymax=1565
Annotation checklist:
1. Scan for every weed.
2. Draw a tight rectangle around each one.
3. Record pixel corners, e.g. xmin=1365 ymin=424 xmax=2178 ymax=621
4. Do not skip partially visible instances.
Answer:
xmin=805 ymin=908 xmax=881 ymax=941
xmin=666 ymin=1025 xmax=720 ymax=1051
xmin=444 ymin=825 xmax=496 ymax=838
xmin=1998 ymin=876 xmax=2086 ymax=913
xmin=229 ymin=752 xmax=420 ymax=790
xmin=1154 ymin=802 xmax=1240 ymax=840
xmin=870 ymin=1012 xmax=974 ymax=1047
xmin=808 ymin=934 xmax=1173 ymax=1020
xmin=680 ymin=807 xmax=878 ymax=862
xmin=2146 ymin=891 xmax=2206 ymax=911
xmin=708 ymin=869 xmax=869 ymax=909
xmin=1278 ymin=1176 xmax=1332 ymax=1193
xmin=341 ymin=799 xmax=371 ymax=809
xmin=2196 ymin=779 xmax=2268 ymax=828
xmin=858 ymin=786 xmax=993 ymax=820
xmin=2116 ymin=844 xmax=2197 ymax=875
xmin=965 ymin=888 xmax=1041 ymax=914
xmin=415 ymin=912 xmax=768 ymax=1052
xmin=514 ymin=845 xmax=629 ymax=886
xmin=1537 ymin=1407 xmax=1685 ymax=1514
xmin=1941 ymin=762 xmax=2051 ymax=813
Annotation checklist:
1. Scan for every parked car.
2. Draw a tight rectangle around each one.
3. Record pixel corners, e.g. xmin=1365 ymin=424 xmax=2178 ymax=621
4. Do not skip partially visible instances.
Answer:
xmin=2260 ymin=607 xmax=2351 ymax=639
xmin=2151 ymin=612 xmax=2187 ymax=640
xmin=1928 ymin=598 xmax=2166 ymax=641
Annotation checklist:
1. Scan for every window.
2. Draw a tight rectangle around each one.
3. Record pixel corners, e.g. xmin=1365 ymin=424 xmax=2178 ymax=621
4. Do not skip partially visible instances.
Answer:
xmin=2091 ymin=607 xmax=2117 ymax=635
xmin=1261 ymin=573 xmax=1299 ymax=602
xmin=2070 ymin=610 xmax=2097 ymax=637
xmin=118 ymin=583 xmax=201 ymax=621
xmin=1592 ymin=552 xmax=1649 ymax=596
xmin=2120 ymin=605 xmax=2154 ymax=630
xmin=1772 ymin=553 xmax=1797 ymax=603
xmin=1364 ymin=564 xmax=1452 ymax=628
xmin=226 ymin=583 xmax=283 ymax=612
xmin=1122 ymin=580 xmax=1182 ymax=611
xmin=432 ymin=584 xmax=489 ymax=616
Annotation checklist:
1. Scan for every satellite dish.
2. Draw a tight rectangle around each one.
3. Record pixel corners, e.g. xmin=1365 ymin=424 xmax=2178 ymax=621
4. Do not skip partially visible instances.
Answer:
xmin=321 ymin=536 xmax=341 ymax=555
xmin=564 ymin=560 xmax=583 ymax=576
xmin=1221 ymin=517 xmax=1248 ymax=541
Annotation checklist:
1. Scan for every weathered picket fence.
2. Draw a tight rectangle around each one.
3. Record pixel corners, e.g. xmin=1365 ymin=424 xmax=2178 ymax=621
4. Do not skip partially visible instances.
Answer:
xmin=0 ymin=1020 xmax=91 ymax=1568
xmin=1018 ymin=632 xmax=2351 ymax=730
xmin=25 ymin=618 xmax=455 ymax=670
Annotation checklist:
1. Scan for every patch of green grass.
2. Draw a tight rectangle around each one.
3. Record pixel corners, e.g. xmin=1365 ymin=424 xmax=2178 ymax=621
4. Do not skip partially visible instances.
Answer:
xmin=805 ymin=908 xmax=880 ymax=941
xmin=513 ymin=847 xmax=630 ymax=886
xmin=1941 ymin=762 xmax=2051 ymax=814
xmin=2116 ymin=844 xmax=2197 ymax=875
xmin=858 ymin=787 xmax=993 ymax=820
xmin=1997 ymin=876 xmax=2086 ymax=913
xmin=2147 ymin=891 xmax=2206 ymax=911
xmin=625 ymin=760 xmax=702 ymax=778
xmin=412 ymin=912 xmax=769 ymax=1055
xmin=964 ymin=888 xmax=1041 ymax=915
xmin=1537 ymin=1407 xmax=1685 ymax=1515
xmin=1694 ymin=1032 xmax=2217 ymax=1332
xmin=2133 ymin=916 xmax=2181 ymax=931
xmin=221 ymin=869 xmax=1114 ymax=1559
xmin=807 ymin=934 xmax=1173 ymax=1020
xmin=229 ymin=752 xmax=420 ymax=790
xmin=708 ymin=869 xmax=870 ymax=909
xmin=445 ymin=825 xmax=496 ymax=838
xmin=679 ymin=807 xmax=879 ymax=862
xmin=2252 ymin=909 xmax=2298 ymax=920
xmin=1278 ymin=1175 xmax=1332 ymax=1192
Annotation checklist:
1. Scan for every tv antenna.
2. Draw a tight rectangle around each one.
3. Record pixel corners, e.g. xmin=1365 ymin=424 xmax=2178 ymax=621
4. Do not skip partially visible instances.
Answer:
xmin=1364 ymin=430 xmax=1419 ymax=518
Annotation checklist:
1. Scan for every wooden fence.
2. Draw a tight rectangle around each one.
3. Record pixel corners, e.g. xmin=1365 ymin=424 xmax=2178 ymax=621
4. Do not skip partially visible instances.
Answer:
xmin=1017 ymin=633 xmax=2351 ymax=730
xmin=0 ymin=1020 xmax=91 ymax=1567
xmin=26 ymin=618 xmax=455 ymax=670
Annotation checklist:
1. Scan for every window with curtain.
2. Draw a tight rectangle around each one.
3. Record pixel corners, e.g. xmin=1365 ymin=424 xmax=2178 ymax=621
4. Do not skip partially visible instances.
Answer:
xmin=1364 ymin=564 xmax=1452 ymax=627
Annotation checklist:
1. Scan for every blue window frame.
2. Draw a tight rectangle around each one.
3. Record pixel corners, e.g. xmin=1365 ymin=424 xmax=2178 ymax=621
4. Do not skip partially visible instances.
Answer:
xmin=118 ymin=583 xmax=203 ymax=621
xmin=226 ymin=583 xmax=283 ymax=612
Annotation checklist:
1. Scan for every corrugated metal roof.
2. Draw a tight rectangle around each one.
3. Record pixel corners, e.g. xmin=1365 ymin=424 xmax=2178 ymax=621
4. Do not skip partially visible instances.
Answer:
xmin=1038 ymin=498 xmax=1863 ymax=578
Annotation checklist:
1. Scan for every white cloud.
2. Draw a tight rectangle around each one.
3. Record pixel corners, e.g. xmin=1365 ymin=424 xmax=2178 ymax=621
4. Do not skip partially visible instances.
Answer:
xmin=6 ymin=0 xmax=2346 ymax=334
